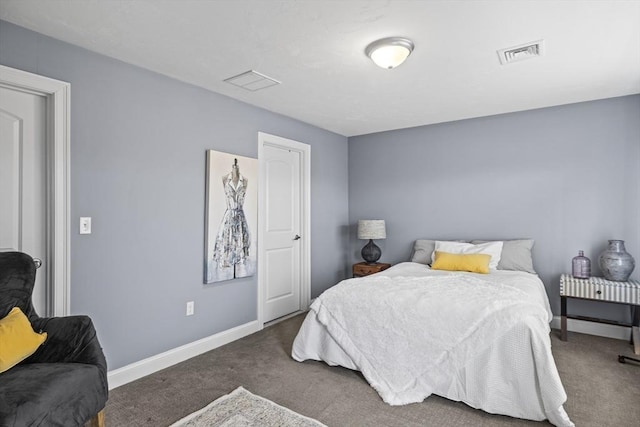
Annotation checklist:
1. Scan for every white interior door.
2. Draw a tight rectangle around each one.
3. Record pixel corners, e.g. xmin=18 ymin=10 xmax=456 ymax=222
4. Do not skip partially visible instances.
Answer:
xmin=0 ymin=85 xmax=48 ymax=315
xmin=263 ymin=144 xmax=301 ymax=322
xmin=0 ymin=65 xmax=71 ymax=317
xmin=259 ymin=132 xmax=311 ymax=324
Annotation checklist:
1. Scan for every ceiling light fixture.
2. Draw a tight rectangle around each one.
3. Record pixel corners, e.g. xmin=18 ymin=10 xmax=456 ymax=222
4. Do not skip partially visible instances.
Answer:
xmin=365 ymin=37 xmax=414 ymax=69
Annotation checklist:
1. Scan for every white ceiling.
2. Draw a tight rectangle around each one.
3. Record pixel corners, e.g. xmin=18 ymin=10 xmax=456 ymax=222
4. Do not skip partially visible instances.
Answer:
xmin=1 ymin=0 xmax=639 ymax=137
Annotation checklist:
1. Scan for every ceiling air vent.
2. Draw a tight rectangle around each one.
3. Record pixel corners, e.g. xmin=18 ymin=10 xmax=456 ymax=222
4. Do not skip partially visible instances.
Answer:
xmin=224 ymin=70 xmax=280 ymax=91
xmin=497 ymin=40 xmax=544 ymax=65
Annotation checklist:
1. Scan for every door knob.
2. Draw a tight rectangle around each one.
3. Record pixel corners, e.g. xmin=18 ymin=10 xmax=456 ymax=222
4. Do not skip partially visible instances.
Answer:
xmin=33 ymin=258 xmax=42 ymax=269
xmin=293 ymin=234 xmax=301 ymax=241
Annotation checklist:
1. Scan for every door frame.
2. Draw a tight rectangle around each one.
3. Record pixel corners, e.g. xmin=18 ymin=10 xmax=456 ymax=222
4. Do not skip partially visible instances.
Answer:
xmin=0 ymin=65 xmax=70 ymax=316
xmin=257 ymin=132 xmax=311 ymax=326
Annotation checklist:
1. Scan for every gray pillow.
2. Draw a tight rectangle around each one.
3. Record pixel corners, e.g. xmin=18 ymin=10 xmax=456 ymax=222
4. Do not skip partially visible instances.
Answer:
xmin=411 ymin=239 xmax=467 ymax=265
xmin=471 ymin=239 xmax=536 ymax=274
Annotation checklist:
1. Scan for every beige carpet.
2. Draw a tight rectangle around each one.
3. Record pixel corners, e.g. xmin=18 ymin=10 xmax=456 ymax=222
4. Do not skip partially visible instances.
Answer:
xmin=107 ymin=314 xmax=640 ymax=426
xmin=170 ymin=386 xmax=326 ymax=427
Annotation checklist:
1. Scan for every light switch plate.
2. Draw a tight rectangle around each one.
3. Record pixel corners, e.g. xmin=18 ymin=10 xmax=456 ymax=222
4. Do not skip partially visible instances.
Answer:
xmin=80 ymin=217 xmax=92 ymax=234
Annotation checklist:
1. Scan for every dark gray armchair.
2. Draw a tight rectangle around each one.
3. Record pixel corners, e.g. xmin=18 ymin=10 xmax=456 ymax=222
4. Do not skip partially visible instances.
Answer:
xmin=0 ymin=252 xmax=108 ymax=426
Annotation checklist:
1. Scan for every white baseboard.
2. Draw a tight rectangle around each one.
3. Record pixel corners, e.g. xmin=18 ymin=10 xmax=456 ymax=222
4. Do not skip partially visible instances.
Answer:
xmin=107 ymin=320 xmax=261 ymax=390
xmin=551 ymin=316 xmax=631 ymax=341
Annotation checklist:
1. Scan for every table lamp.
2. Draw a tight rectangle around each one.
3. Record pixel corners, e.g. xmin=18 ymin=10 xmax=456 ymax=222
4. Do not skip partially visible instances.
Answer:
xmin=357 ymin=220 xmax=386 ymax=264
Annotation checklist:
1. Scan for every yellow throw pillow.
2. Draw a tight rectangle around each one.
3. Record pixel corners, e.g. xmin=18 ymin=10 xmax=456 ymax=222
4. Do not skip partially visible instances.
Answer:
xmin=0 ymin=307 xmax=47 ymax=373
xmin=431 ymin=251 xmax=491 ymax=274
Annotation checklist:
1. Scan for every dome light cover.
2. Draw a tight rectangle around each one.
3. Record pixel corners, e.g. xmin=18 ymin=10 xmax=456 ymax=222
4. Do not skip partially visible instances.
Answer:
xmin=365 ymin=37 xmax=414 ymax=69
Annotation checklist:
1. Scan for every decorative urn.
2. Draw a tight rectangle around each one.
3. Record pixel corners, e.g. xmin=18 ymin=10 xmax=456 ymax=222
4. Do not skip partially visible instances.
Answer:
xmin=598 ymin=240 xmax=635 ymax=281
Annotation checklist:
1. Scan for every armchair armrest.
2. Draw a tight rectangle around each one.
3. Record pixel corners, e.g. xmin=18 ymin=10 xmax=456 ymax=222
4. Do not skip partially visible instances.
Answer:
xmin=28 ymin=316 xmax=107 ymax=374
xmin=4 ymin=315 xmax=108 ymax=425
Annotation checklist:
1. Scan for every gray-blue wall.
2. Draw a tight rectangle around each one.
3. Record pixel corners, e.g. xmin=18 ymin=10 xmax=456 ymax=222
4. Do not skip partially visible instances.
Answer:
xmin=3 ymin=17 xmax=638 ymax=371
xmin=0 ymin=20 xmax=349 ymax=370
xmin=349 ymin=95 xmax=640 ymax=321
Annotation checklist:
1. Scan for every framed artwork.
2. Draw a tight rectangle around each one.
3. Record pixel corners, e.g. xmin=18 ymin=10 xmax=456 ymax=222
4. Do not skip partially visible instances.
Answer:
xmin=204 ymin=150 xmax=258 ymax=283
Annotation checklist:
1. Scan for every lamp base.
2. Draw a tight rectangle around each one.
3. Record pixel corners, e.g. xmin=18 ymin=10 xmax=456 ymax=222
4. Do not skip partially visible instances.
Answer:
xmin=361 ymin=239 xmax=381 ymax=264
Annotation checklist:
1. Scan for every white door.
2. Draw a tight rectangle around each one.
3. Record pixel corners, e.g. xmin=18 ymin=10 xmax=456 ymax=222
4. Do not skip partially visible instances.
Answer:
xmin=259 ymin=133 xmax=311 ymax=324
xmin=0 ymin=85 xmax=48 ymax=315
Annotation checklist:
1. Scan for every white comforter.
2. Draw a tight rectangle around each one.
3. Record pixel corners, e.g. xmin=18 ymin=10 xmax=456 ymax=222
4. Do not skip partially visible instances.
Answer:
xmin=292 ymin=262 xmax=574 ymax=427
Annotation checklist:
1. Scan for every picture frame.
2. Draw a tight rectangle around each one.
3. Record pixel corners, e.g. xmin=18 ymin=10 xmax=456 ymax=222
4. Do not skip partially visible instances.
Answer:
xmin=204 ymin=150 xmax=258 ymax=283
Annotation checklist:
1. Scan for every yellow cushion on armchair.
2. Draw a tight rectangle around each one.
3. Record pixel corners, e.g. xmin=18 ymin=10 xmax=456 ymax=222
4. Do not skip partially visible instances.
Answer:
xmin=0 ymin=307 xmax=47 ymax=373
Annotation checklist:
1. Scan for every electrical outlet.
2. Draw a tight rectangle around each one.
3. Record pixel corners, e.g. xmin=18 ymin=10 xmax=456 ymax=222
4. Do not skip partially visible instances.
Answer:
xmin=186 ymin=301 xmax=194 ymax=316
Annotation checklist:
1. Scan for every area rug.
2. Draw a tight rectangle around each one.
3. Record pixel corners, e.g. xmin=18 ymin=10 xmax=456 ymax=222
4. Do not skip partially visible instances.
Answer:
xmin=170 ymin=386 xmax=326 ymax=427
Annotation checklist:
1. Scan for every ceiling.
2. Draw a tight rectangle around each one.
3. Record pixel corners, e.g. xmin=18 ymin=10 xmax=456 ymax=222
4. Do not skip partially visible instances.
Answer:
xmin=1 ymin=0 xmax=639 ymax=137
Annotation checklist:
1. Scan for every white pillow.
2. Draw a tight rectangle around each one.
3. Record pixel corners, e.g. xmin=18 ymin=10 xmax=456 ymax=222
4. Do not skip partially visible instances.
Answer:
xmin=471 ymin=239 xmax=536 ymax=274
xmin=432 ymin=241 xmax=504 ymax=270
xmin=411 ymin=239 xmax=468 ymax=265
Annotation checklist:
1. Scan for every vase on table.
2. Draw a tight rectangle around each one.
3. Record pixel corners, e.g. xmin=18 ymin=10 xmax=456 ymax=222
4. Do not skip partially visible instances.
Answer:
xmin=598 ymin=240 xmax=635 ymax=281
xmin=572 ymin=250 xmax=591 ymax=279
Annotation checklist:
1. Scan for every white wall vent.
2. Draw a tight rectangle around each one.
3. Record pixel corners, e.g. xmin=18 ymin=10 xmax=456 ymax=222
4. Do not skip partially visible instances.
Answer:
xmin=497 ymin=40 xmax=544 ymax=65
xmin=224 ymin=70 xmax=280 ymax=91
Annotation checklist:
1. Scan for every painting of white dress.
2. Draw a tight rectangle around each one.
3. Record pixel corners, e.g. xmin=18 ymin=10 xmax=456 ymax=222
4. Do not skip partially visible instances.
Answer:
xmin=204 ymin=150 xmax=257 ymax=283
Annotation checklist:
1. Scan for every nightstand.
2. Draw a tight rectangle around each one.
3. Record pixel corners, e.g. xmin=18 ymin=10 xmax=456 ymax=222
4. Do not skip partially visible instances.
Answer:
xmin=560 ymin=274 xmax=639 ymax=355
xmin=352 ymin=262 xmax=391 ymax=278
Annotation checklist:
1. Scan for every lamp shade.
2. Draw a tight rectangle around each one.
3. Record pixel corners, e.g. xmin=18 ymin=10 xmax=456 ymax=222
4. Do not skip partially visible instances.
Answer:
xmin=357 ymin=220 xmax=386 ymax=240
xmin=365 ymin=37 xmax=414 ymax=69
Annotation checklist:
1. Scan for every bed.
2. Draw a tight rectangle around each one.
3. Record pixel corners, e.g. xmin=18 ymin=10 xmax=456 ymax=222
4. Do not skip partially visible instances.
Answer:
xmin=292 ymin=240 xmax=574 ymax=427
